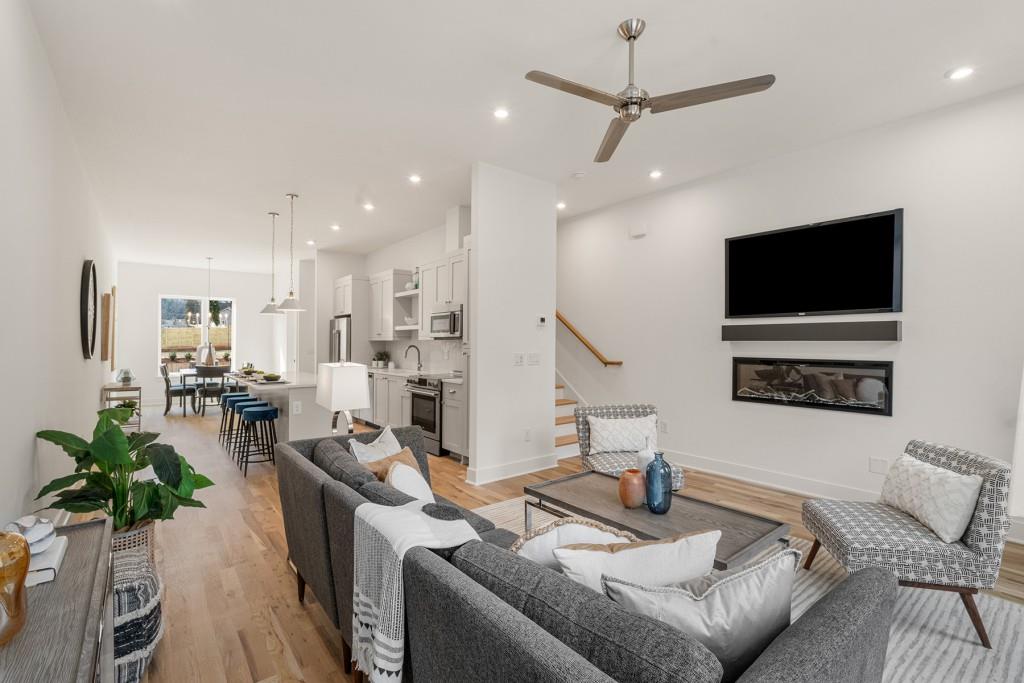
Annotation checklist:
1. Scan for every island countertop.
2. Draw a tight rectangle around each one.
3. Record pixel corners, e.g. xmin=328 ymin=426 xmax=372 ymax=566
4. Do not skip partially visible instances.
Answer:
xmin=232 ymin=372 xmax=318 ymax=390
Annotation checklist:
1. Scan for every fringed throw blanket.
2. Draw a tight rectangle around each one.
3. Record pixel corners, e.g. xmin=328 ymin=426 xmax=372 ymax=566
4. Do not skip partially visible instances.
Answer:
xmin=353 ymin=500 xmax=480 ymax=682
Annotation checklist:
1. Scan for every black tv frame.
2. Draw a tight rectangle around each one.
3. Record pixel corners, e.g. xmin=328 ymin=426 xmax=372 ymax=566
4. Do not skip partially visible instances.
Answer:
xmin=725 ymin=209 xmax=904 ymax=319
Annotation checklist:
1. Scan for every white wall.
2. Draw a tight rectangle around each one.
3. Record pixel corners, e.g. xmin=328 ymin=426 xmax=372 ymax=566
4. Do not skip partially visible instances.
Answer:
xmin=0 ymin=0 xmax=115 ymax=522
xmin=314 ymin=250 xmax=366 ymax=365
xmin=364 ymin=224 xmax=446 ymax=275
xmin=557 ymin=87 xmax=1024 ymax=506
xmin=116 ymin=262 xmax=284 ymax=404
xmin=470 ymin=163 xmax=556 ymax=483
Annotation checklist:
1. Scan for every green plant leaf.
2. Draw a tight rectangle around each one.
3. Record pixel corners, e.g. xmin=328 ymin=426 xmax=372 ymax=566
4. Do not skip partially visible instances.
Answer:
xmin=36 ymin=430 xmax=89 ymax=458
xmin=177 ymin=458 xmax=196 ymax=499
xmin=36 ymin=472 xmax=89 ymax=499
xmin=128 ymin=432 xmax=160 ymax=452
xmin=192 ymin=473 xmax=215 ymax=489
xmin=98 ymin=407 xmax=133 ymax=425
xmin=85 ymin=472 xmax=114 ymax=496
xmin=167 ymin=489 xmax=206 ymax=508
xmin=148 ymin=445 xmax=182 ymax=489
xmin=130 ymin=481 xmax=156 ymax=524
xmin=90 ymin=425 xmax=132 ymax=467
xmin=157 ymin=486 xmax=180 ymax=520
xmin=53 ymin=486 xmax=109 ymax=513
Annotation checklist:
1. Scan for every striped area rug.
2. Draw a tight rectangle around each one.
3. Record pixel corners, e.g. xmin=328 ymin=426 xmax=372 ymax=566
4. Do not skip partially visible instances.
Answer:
xmin=473 ymin=497 xmax=1024 ymax=683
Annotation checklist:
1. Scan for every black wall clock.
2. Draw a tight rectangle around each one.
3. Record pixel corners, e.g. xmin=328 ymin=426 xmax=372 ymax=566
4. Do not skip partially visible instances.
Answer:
xmin=81 ymin=260 xmax=98 ymax=359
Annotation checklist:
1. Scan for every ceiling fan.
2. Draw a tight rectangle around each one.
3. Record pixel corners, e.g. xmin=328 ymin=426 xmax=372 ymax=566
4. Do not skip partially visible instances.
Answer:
xmin=526 ymin=18 xmax=775 ymax=162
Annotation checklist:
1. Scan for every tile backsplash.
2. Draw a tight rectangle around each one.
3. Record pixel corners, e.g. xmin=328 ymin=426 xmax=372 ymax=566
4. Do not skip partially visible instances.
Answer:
xmin=373 ymin=339 xmax=466 ymax=374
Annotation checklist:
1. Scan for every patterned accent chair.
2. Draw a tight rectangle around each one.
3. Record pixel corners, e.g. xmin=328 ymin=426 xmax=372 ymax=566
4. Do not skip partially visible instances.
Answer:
xmin=574 ymin=404 xmax=684 ymax=489
xmin=802 ymin=439 xmax=1011 ymax=648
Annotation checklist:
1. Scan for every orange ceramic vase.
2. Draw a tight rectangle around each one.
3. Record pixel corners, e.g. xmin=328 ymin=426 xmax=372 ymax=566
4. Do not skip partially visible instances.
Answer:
xmin=618 ymin=469 xmax=646 ymax=509
xmin=0 ymin=531 xmax=30 ymax=646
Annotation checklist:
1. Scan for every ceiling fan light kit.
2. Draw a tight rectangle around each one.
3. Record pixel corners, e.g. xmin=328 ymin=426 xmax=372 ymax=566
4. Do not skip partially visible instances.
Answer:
xmin=526 ymin=18 xmax=775 ymax=162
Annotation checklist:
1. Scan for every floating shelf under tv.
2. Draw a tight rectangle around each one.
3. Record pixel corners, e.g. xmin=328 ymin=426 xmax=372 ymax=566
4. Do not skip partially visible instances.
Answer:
xmin=721 ymin=320 xmax=901 ymax=342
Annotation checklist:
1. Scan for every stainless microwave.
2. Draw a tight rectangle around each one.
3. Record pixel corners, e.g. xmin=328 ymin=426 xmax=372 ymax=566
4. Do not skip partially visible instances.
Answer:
xmin=429 ymin=303 xmax=463 ymax=339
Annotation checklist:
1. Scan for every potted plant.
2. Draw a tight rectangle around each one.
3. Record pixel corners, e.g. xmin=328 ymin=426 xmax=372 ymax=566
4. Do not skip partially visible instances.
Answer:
xmin=115 ymin=400 xmax=140 ymax=417
xmin=168 ymin=351 xmax=178 ymax=363
xmin=184 ymin=352 xmax=193 ymax=363
xmin=35 ymin=407 xmax=213 ymax=561
xmin=221 ymin=352 xmax=231 ymax=364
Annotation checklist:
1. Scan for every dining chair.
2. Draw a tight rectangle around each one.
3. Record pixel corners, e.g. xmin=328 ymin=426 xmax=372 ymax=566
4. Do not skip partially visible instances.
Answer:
xmin=194 ymin=365 xmax=229 ymax=416
xmin=160 ymin=364 xmax=196 ymax=417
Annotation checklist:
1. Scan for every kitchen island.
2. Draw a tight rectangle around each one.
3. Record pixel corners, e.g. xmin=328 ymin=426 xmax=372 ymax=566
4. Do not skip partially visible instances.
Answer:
xmin=232 ymin=372 xmax=333 ymax=441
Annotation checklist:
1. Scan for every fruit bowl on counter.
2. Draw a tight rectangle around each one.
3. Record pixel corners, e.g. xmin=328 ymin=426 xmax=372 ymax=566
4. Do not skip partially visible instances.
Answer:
xmin=262 ymin=373 xmax=282 ymax=382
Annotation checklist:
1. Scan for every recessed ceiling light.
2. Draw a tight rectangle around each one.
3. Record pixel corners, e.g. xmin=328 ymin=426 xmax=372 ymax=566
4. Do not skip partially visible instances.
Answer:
xmin=331 ymin=224 xmax=341 ymax=231
xmin=306 ymin=240 xmax=316 ymax=246
xmin=649 ymin=169 xmax=663 ymax=179
xmin=362 ymin=202 xmax=375 ymax=211
xmin=571 ymin=171 xmax=586 ymax=180
xmin=945 ymin=66 xmax=974 ymax=81
xmin=556 ymin=202 xmax=566 ymax=210
xmin=408 ymin=174 xmax=422 ymax=184
xmin=493 ymin=107 xmax=510 ymax=120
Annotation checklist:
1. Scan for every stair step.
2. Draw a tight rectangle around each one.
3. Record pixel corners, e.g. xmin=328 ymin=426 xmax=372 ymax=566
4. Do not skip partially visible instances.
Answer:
xmin=555 ymin=398 xmax=577 ymax=407
xmin=555 ymin=415 xmax=575 ymax=426
xmin=555 ymin=383 xmax=565 ymax=390
xmin=555 ymin=434 xmax=578 ymax=448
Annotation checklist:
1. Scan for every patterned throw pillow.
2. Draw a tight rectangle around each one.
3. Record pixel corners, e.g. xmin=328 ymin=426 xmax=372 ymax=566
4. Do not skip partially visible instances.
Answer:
xmin=879 ymin=453 xmax=984 ymax=543
xmin=347 ymin=425 xmax=403 ymax=462
xmin=553 ymin=530 xmax=720 ymax=591
xmin=587 ymin=414 xmax=658 ymax=453
xmin=113 ymin=549 xmax=163 ymax=683
xmin=603 ymin=548 xmax=800 ymax=683
xmin=510 ymin=518 xmax=638 ymax=571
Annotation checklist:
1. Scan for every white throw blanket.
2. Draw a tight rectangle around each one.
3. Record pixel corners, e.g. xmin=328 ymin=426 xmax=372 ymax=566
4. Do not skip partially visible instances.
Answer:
xmin=353 ymin=500 xmax=480 ymax=682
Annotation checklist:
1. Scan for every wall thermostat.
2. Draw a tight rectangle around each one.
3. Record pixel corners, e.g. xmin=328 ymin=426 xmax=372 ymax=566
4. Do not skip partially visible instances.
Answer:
xmin=537 ymin=315 xmax=547 ymax=326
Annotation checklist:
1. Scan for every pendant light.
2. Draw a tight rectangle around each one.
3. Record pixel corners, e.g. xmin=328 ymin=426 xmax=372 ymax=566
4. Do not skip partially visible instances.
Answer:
xmin=276 ymin=193 xmax=305 ymax=312
xmin=260 ymin=211 xmax=285 ymax=314
xmin=197 ymin=257 xmax=218 ymax=365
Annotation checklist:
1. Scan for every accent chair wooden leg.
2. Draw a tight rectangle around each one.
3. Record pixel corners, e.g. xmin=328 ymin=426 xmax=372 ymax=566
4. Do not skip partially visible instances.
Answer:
xmin=803 ymin=538 xmax=821 ymax=570
xmin=342 ymin=641 xmax=352 ymax=674
xmin=959 ymin=591 xmax=992 ymax=649
xmin=297 ymin=572 xmax=306 ymax=604
xmin=352 ymin=669 xmax=365 ymax=683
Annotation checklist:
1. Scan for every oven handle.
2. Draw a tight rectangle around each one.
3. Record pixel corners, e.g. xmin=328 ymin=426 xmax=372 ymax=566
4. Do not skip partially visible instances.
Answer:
xmin=406 ymin=387 xmax=440 ymax=398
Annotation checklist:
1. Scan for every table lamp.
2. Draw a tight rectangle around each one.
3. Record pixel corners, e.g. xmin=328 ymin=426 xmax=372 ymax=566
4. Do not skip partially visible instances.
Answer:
xmin=316 ymin=362 xmax=370 ymax=434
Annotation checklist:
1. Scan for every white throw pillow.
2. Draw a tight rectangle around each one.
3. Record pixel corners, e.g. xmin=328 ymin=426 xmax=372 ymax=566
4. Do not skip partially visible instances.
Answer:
xmin=384 ymin=462 xmax=435 ymax=502
xmin=603 ymin=548 xmax=799 ymax=683
xmin=587 ymin=414 xmax=658 ymax=453
xmin=348 ymin=425 xmax=404 ymax=463
xmin=553 ymin=530 xmax=720 ymax=592
xmin=879 ymin=453 xmax=983 ymax=543
xmin=510 ymin=518 xmax=638 ymax=571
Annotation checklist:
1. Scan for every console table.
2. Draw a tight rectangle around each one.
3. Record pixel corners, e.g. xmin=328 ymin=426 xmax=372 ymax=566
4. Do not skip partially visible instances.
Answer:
xmin=0 ymin=518 xmax=113 ymax=682
xmin=100 ymin=382 xmax=142 ymax=432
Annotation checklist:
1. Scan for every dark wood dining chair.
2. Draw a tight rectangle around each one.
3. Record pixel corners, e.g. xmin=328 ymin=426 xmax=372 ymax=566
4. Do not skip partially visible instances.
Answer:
xmin=160 ymin=364 xmax=196 ymax=417
xmin=194 ymin=365 xmax=229 ymax=416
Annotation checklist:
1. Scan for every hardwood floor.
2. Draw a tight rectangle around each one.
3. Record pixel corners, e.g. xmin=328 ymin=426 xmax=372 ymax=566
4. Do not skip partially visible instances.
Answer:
xmin=135 ymin=407 xmax=1023 ymax=682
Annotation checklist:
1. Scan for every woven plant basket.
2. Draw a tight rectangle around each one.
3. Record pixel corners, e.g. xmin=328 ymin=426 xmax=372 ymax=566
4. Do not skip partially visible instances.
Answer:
xmin=112 ymin=522 xmax=155 ymax=566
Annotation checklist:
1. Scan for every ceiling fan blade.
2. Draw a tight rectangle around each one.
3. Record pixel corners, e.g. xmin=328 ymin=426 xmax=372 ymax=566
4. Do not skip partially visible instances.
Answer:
xmin=525 ymin=70 xmax=623 ymax=107
xmin=594 ymin=118 xmax=630 ymax=163
xmin=647 ymin=74 xmax=775 ymax=114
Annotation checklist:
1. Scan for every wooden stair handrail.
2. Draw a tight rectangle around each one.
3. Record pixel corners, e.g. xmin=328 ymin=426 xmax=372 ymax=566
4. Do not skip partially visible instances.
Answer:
xmin=555 ymin=310 xmax=623 ymax=367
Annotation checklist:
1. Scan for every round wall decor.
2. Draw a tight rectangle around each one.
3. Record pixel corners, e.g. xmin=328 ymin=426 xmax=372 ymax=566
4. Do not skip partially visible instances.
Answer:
xmin=81 ymin=260 xmax=98 ymax=359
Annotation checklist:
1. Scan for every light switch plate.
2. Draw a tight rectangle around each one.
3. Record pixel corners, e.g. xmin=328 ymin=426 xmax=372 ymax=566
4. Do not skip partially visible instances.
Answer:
xmin=512 ymin=352 xmax=525 ymax=367
xmin=527 ymin=352 xmax=541 ymax=366
xmin=292 ymin=401 xmax=302 ymax=415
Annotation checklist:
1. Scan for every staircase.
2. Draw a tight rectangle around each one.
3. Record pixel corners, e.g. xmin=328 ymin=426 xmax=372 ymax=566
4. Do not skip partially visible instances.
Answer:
xmin=554 ymin=383 xmax=580 ymax=458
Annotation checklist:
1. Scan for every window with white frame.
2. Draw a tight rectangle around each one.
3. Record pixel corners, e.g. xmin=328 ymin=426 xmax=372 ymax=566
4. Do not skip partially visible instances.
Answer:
xmin=159 ymin=296 xmax=235 ymax=371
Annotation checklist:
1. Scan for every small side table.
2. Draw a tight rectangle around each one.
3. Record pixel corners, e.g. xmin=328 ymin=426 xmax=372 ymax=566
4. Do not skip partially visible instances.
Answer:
xmin=101 ymin=383 xmax=142 ymax=431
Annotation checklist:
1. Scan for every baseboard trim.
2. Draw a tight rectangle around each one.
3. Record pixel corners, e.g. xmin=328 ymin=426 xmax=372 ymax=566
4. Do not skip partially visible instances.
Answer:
xmin=662 ymin=447 xmax=879 ymax=503
xmin=468 ymin=452 xmax=559 ymax=486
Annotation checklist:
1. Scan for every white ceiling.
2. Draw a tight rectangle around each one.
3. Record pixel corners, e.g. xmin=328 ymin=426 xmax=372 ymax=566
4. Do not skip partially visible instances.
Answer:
xmin=31 ymin=0 xmax=1024 ymax=273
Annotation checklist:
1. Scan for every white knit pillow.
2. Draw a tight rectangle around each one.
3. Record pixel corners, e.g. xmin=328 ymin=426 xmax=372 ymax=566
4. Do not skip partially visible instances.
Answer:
xmin=879 ymin=453 xmax=983 ymax=543
xmin=587 ymin=414 xmax=657 ymax=453
xmin=510 ymin=518 xmax=638 ymax=571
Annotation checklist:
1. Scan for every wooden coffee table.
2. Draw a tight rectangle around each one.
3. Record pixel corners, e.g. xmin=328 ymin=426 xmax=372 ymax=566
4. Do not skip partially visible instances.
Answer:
xmin=523 ymin=471 xmax=790 ymax=570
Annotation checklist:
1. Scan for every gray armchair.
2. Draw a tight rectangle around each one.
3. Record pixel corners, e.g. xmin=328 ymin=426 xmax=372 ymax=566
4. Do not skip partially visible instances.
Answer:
xmin=573 ymin=404 xmax=683 ymax=489
xmin=802 ymin=439 xmax=1011 ymax=648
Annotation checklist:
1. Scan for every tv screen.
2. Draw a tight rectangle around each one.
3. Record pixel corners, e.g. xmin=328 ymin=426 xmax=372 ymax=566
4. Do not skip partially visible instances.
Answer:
xmin=726 ymin=209 xmax=902 ymax=318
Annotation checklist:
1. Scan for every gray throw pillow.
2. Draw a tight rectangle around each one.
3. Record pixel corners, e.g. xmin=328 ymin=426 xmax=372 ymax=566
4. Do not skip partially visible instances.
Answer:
xmin=313 ymin=439 xmax=376 ymax=490
xmin=603 ymin=548 xmax=800 ymax=683
xmin=452 ymin=540 xmax=723 ymax=683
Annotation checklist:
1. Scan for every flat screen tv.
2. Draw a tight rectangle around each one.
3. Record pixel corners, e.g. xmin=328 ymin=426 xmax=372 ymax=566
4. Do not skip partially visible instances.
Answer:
xmin=726 ymin=209 xmax=903 ymax=318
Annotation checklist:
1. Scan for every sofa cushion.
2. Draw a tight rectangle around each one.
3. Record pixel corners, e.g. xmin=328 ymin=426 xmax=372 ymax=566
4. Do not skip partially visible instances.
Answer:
xmin=435 ymin=494 xmax=495 ymax=535
xmin=313 ymin=439 xmax=376 ymax=490
xmin=452 ymin=540 xmax=723 ymax=683
xmin=357 ymin=480 xmax=418 ymax=506
xmin=479 ymin=527 xmax=520 ymax=549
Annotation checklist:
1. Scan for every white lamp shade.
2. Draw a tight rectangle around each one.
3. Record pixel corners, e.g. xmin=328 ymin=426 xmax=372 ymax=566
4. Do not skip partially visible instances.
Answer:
xmin=276 ymin=295 xmax=305 ymax=312
xmin=260 ymin=300 xmax=284 ymax=315
xmin=316 ymin=362 xmax=370 ymax=412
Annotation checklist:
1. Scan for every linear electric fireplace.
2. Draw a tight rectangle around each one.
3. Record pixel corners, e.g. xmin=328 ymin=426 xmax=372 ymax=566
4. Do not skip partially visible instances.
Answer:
xmin=733 ymin=358 xmax=893 ymax=416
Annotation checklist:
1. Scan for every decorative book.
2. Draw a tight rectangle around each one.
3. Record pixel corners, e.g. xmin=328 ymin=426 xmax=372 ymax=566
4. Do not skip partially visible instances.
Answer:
xmin=26 ymin=535 xmax=68 ymax=587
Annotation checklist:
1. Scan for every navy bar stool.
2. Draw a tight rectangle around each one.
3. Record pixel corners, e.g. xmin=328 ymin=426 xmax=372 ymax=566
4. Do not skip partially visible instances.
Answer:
xmin=219 ymin=392 xmax=249 ymax=442
xmin=224 ymin=396 xmax=266 ymax=449
xmin=237 ymin=405 xmax=279 ymax=477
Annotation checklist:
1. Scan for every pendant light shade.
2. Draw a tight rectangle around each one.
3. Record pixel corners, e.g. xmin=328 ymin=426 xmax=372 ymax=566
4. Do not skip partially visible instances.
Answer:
xmin=276 ymin=193 xmax=305 ymax=312
xmin=198 ymin=257 xmax=218 ymax=365
xmin=261 ymin=211 xmax=285 ymax=315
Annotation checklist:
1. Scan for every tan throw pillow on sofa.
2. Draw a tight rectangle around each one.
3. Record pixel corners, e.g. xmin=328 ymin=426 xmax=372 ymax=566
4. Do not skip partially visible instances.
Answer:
xmin=553 ymin=530 xmax=721 ymax=592
xmin=363 ymin=447 xmax=420 ymax=481
xmin=510 ymin=518 xmax=639 ymax=571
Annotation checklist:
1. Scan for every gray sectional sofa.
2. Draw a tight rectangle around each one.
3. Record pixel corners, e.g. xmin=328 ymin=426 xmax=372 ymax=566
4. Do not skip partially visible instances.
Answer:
xmin=276 ymin=426 xmax=897 ymax=683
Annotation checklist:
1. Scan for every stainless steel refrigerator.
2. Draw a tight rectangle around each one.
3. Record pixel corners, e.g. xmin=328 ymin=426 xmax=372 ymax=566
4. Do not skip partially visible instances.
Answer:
xmin=329 ymin=315 xmax=351 ymax=363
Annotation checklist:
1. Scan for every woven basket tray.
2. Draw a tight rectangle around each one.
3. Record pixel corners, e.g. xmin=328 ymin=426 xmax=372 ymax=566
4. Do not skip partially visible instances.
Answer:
xmin=111 ymin=522 xmax=155 ymax=566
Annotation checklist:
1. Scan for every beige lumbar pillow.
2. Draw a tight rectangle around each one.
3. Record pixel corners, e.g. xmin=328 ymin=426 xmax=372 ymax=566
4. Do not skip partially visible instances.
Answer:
xmin=553 ymin=529 xmax=721 ymax=592
xmin=603 ymin=548 xmax=800 ymax=683
xmin=363 ymin=447 xmax=420 ymax=481
xmin=510 ymin=518 xmax=639 ymax=571
xmin=879 ymin=453 xmax=983 ymax=543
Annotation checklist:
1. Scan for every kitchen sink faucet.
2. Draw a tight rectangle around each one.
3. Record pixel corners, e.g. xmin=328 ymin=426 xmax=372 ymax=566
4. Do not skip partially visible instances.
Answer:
xmin=405 ymin=344 xmax=422 ymax=371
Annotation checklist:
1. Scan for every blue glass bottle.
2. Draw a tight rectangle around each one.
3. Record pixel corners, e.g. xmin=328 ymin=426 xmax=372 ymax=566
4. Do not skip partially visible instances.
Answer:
xmin=645 ymin=452 xmax=673 ymax=514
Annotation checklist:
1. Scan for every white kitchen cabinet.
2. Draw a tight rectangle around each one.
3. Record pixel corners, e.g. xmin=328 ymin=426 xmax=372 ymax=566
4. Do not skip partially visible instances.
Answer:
xmin=373 ymin=374 xmax=388 ymax=426
xmin=333 ymin=277 xmax=353 ymax=316
xmin=401 ymin=389 xmax=411 ymax=427
xmin=448 ymin=251 xmax=467 ymax=305
xmin=356 ymin=372 xmax=374 ymax=423
xmin=387 ymin=376 xmax=406 ymax=427
xmin=417 ymin=250 xmax=468 ymax=340
xmin=369 ymin=269 xmax=412 ymax=341
xmin=441 ymin=381 xmax=468 ymax=456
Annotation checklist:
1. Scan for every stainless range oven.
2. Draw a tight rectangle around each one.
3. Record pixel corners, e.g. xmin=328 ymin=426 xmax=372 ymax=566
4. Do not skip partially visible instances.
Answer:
xmin=406 ymin=376 xmax=442 ymax=454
